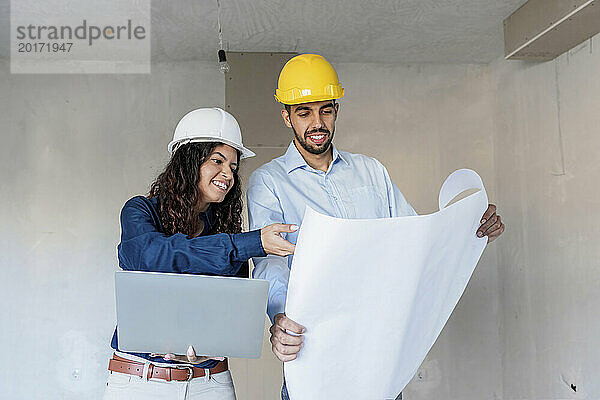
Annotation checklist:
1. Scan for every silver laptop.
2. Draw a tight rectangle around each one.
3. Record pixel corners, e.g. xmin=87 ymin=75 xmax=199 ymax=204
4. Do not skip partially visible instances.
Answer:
xmin=115 ymin=271 xmax=269 ymax=359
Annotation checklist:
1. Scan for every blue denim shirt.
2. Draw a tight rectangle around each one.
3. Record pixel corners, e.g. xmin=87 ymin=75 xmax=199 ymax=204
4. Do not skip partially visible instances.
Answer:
xmin=111 ymin=195 xmax=265 ymax=368
xmin=247 ymin=142 xmax=416 ymax=322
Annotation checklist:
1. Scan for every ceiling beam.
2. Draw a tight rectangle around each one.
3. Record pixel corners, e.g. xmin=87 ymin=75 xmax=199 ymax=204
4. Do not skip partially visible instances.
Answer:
xmin=504 ymin=0 xmax=600 ymax=61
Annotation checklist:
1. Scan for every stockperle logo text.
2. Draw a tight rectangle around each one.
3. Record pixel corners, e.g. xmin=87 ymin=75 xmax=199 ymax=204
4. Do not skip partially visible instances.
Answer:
xmin=15 ymin=19 xmax=147 ymax=46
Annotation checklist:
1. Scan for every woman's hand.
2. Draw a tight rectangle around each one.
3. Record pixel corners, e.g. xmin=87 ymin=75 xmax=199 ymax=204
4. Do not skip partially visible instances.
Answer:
xmin=150 ymin=345 xmax=224 ymax=364
xmin=260 ymin=223 xmax=298 ymax=256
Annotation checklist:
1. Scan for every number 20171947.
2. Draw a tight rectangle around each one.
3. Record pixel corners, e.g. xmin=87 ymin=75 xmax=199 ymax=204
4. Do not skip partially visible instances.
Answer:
xmin=17 ymin=42 xmax=73 ymax=53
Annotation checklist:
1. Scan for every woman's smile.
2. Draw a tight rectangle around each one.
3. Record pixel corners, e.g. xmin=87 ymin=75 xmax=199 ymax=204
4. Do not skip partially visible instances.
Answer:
xmin=211 ymin=178 xmax=230 ymax=192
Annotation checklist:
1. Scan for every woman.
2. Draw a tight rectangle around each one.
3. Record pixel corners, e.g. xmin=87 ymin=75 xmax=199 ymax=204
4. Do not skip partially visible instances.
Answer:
xmin=104 ymin=108 xmax=296 ymax=400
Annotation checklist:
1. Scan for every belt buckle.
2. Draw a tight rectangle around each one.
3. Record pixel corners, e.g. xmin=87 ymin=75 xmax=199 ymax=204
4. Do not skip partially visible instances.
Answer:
xmin=183 ymin=365 xmax=194 ymax=381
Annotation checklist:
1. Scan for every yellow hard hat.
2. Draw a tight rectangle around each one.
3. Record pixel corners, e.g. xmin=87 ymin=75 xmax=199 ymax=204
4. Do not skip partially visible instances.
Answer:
xmin=275 ymin=54 xmax=345 ymax=105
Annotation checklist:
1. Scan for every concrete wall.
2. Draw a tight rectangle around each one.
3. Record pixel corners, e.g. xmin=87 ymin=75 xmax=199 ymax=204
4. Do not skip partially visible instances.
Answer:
xmin=1 ymin=34 xmax=598 ymax=399
xmin=492 ymin=38 xmax=600 ymax=399
xmin=0 ymin=60 xmax=225 ymax=399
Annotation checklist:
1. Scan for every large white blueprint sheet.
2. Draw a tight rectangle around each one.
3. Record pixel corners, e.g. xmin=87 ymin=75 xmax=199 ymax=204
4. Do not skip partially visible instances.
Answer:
xmin=284 ymin=169 xmax=489 ymax=399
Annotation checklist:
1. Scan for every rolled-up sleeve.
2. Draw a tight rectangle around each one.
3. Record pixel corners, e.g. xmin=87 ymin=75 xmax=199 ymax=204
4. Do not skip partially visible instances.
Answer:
xmin=117 ymin=197 xmax=265 ymax=275
xmin=247 ymin=170 xmax=290 ymax=322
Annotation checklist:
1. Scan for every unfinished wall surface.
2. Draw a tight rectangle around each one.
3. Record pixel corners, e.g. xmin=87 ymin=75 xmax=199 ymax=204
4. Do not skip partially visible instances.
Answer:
xmin=2 ymin=35 xmax=598 ymax=400
xmin=491 ymin=37 xmax=600 ymax=399
xmin=0 ymin=60 xmax=225 ymax=399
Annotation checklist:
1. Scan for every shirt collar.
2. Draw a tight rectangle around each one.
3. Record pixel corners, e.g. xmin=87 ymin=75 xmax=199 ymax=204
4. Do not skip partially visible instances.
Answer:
xmin=283 ymin=141 xmax=349 ymax=174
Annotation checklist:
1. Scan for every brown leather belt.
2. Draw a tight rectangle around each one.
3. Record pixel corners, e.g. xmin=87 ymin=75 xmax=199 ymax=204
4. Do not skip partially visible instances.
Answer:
xmin=108 ymin=354 xmax=228 ymax=382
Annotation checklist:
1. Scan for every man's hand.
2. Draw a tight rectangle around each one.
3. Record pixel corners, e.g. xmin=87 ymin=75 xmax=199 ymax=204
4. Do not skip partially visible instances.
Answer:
xmin=477 ymin=204 xmax=505 ymax=243
xmin=270 ymin=313 xmax=305 ymax=362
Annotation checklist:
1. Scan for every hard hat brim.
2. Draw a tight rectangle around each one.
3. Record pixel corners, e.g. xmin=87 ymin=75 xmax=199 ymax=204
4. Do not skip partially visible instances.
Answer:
xmin=274 ymin=87 xmax=345 ymax=106
xmin=168 ymin=136 xmax=255 ymax=160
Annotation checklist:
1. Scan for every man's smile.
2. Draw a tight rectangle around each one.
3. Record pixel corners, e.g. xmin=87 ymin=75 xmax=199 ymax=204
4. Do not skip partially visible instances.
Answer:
xmin=306 ymin=133 xmax=327 ymax=145
xmin=305 ymin=129 xmax=330 ymax=146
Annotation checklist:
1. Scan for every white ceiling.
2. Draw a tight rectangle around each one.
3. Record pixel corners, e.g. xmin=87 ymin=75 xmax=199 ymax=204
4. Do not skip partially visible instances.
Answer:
xmin=0 ymin=0 xmax=527 ymax=63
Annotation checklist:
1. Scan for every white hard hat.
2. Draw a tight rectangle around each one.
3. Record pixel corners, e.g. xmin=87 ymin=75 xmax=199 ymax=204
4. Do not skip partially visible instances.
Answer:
xmin=168 ymin=107 xmax=255 ymax=159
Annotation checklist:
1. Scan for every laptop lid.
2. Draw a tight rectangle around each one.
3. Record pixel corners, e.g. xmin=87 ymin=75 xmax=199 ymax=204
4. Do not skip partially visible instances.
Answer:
xmin=115 ymin=271 xmax=269 ymax=359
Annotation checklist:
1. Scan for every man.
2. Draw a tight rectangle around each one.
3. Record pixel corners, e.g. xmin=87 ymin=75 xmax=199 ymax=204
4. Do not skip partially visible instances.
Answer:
xmin=246 ymin=54 xmax=505 ymax=399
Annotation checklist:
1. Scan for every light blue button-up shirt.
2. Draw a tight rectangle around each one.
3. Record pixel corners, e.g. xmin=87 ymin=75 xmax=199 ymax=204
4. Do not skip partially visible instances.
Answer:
xmin=247 ymin=141 xmax=417 ymax=321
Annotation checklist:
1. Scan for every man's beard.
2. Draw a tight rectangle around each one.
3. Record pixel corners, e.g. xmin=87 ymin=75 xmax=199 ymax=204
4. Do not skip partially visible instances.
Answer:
xmin=292 ymin=125 xmax=335 ymax=155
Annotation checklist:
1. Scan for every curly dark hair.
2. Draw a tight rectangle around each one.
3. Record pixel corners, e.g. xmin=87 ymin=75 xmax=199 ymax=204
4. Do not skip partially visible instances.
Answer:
xmin=149 ymin=142 xmax=243 ymax=237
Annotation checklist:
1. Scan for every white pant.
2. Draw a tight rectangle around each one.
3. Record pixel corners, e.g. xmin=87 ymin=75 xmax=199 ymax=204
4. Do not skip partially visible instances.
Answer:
xmin=103 ymin=353 xmax=236 ymax=400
